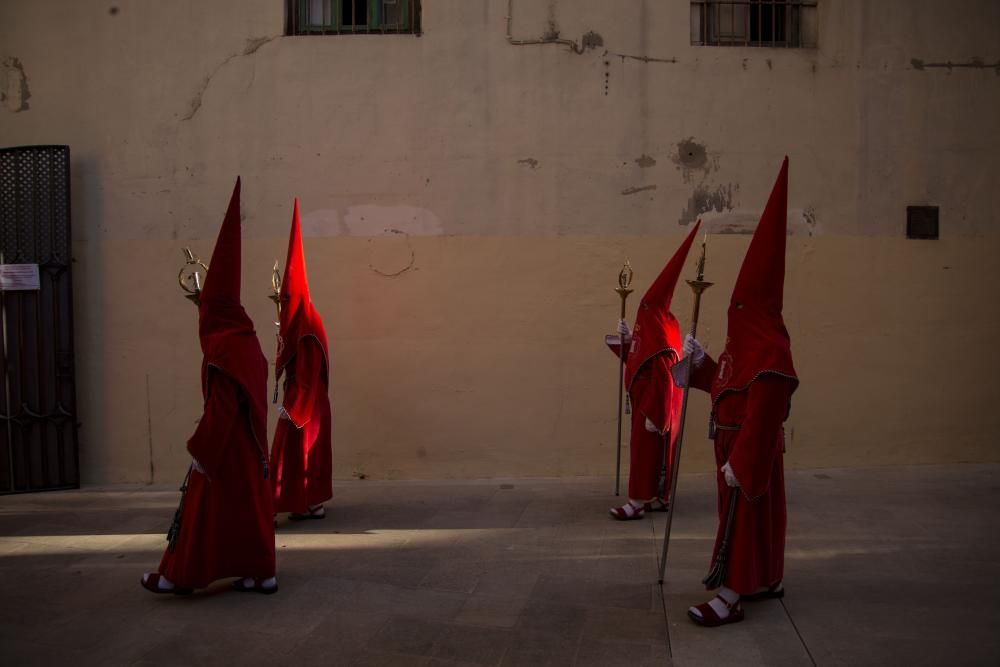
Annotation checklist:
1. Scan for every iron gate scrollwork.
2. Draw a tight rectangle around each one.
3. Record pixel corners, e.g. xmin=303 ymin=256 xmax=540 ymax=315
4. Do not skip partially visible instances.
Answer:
xmin=0 ymin=145 xmax=80 ymax=493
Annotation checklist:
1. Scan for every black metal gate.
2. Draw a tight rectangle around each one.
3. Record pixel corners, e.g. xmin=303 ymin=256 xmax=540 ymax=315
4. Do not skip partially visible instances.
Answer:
xmin=0 ymin=145 xmax=79 ymax=493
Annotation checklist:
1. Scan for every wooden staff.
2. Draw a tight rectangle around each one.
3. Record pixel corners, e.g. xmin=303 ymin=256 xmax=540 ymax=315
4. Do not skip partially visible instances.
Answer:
xmin=167 ymin=247 xmax=208 ymax=549
xmin=268 ymin=260 xmax=282 ymax=403
xmin=702 ymin=489 xmax=738 ymax=588
xmin=613 ymin=260 xmax=633 ymax=496
xmin=658 ymin=235 xmax=712 ymax=584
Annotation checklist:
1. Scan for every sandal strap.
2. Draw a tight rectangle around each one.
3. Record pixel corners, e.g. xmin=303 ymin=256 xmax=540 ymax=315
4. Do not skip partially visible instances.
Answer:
xmin=716 ymin=594 xmax=734 ymax=610
xmin=693 ymin=600 xmax=723 ymax=624
xmin=609 ymin=503 xmax=644 ymax=520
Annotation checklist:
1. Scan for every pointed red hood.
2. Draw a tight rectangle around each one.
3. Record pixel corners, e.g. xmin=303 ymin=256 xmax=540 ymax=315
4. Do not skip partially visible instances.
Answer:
xmin=276 ymin=199 xmax=328 ymax=378
xmin=197 ymin=177 xmax=269 ymax=456
xmin=711 ymin=157 xmax=798 ymax=405
xmin=624 ymin=220 xmax=701 ymax=391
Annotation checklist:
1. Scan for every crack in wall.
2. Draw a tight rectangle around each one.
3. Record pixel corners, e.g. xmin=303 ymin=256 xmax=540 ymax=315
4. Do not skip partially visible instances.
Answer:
xmin=182 ymin=36 xmax=278 ymax=121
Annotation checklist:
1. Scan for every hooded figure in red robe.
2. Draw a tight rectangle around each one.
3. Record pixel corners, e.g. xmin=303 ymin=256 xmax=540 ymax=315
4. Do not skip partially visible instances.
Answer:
xmin=607 ymin=221 xmax=701 ymax=520
xmin=683 ymin=158 xmax=799 ymax=626
xmin=270 ymin=199 xmax=332 ymax=520
xmin=142 ymin=178 xmax=278 ymax=595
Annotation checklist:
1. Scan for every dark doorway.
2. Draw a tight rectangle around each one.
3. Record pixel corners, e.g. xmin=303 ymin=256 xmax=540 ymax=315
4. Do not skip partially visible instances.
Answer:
xmin=0 ymin=145 xmax=80 ymax=493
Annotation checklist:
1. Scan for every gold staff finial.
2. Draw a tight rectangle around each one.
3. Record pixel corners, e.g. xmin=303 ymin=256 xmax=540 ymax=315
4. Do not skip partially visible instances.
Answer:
xmin=268 ymin=260 xmax=282 ymax=319
xmin=178 ymin=247 xmax=208 ymax=306
xmin=687 ymin=234 xmax=712 ymax=295
xmin=616 ymin=259 xmax=634 ymax=296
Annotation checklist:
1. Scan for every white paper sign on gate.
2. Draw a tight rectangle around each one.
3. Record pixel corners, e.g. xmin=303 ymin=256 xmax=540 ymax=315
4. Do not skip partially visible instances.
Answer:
xmin=0 ymin=264 xmax=41 ymax=291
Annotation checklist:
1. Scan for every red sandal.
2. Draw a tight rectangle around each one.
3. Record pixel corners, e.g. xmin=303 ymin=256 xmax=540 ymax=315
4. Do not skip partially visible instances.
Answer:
xmin=744 ymin=582 xmax=784 ymax=601
xmin=687 ymin=595 xmax=744 ymax=627
xmin=643 ymin=498 xmax=669 ymax=513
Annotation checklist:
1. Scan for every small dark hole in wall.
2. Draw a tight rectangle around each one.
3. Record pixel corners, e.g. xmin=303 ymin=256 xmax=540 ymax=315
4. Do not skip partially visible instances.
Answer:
xmin=906 ymin=206 xmax=939 ymax=240
xmin=108 ymin=5 xmax=119 ymax=15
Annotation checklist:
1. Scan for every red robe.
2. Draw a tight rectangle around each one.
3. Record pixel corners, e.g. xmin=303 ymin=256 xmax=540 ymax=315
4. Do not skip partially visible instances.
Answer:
xmin=608 ymin=343 xmax=678 ymax=500
xmin=690 ymin=357 xmax=794 ymax=596
xmin=157 ymin=177 xmax=276 ymax=589
xmin=270 ymin=200 xmax=332 ymax=513
xmin=607 ymin=222 xmax=700 ymax=500
xmin=159 ymin=367 xmax=276 ymax=588
xmin=271 ymin=336 xmax=332 ymax=512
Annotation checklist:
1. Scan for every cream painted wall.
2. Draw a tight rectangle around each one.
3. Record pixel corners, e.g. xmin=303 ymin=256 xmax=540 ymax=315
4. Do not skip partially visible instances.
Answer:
xmin=1 ymin=1 xmax=999 ymax=484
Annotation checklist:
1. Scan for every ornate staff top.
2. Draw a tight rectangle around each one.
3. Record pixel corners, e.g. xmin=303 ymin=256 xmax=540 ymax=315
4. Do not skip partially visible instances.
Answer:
xmin=687 ymin=235 xmax=713 ymax=295
xmin=177 ymin=247 xmax=208 ymax=306
xmin=615 ymin=259 xmax=634 ymax=298
xmin=614 ymin=259 xmax=634 ymax=321
xmin=268 ymin=260 xmax=282 ymax=320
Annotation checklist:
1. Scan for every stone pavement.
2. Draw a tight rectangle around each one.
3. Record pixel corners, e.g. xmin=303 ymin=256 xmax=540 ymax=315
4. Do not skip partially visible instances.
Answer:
xmin=1 ymin=464 xmax=998 ymax=666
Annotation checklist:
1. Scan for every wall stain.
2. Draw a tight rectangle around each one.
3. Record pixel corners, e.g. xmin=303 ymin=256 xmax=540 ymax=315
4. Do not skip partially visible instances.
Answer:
xmin=505 ymin=0 xmax=596 ymax=54
xmin=679 ymin=184 xmax=735 ymax=226
xmin=672 ymin=139 xmax=710 ymax=185
xmin=803 ymin=206 xmax=818 ymax=235
xmin=581 ymin=31 xmax=604 ymax=51
xmin=621 ymin=184 xmax=657 ymax=196
xmin=911 ymin=57 xmax=1000 ymax=74
xmin=634 ymin=154 xmax=656 ymax=168
xmin=712 ymin=224 xmax=753 ymax=235
xmin=1 ymin=57 xmax=31 ymax=112
xmin=517 ymin=158 xmax=539 ymax=169
xmin=607 ymin=50 xmax=677 ymax=64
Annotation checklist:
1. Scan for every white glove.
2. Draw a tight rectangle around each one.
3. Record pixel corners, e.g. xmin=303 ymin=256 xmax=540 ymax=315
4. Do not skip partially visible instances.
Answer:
xmin=644 ymin=417 xmax=658 ymax=433
xmin=683 ymin=334 xmax=705 ymax=368
xmin=192 ymin=459 xmax=206 ymax=475
xmin=721 ymin=461 xmax=739 ymax=488
xmin=617 ymin=319 xmax=631 ymax=338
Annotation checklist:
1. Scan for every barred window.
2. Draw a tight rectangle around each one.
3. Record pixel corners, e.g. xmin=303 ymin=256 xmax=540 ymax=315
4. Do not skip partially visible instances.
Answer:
xmin=691 ymin=1 xmax=817 ymax=48
xmin=286 ymin=0 xmax=421 ymax=35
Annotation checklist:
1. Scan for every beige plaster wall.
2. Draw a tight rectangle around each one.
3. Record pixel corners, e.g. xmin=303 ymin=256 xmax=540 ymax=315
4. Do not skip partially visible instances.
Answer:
xmin=1 ymin=0 xmax=999 ymax=484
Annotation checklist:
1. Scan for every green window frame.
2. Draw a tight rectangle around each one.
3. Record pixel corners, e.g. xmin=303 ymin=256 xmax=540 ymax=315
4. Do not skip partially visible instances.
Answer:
xmin=288 ymin=0 xmax=420 ymax=35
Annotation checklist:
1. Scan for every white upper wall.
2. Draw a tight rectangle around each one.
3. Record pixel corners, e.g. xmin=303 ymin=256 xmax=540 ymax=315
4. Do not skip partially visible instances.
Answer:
xmin=1 ymin=0 xmax=998 ymax=242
